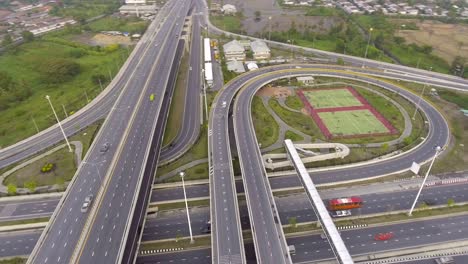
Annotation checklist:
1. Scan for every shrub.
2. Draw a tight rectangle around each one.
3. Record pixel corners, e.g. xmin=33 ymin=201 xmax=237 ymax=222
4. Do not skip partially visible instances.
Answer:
xmin=41 ymin=163 xmax=55 ymax=173
xmin=7 ymin=183 xmax=17 ymax=195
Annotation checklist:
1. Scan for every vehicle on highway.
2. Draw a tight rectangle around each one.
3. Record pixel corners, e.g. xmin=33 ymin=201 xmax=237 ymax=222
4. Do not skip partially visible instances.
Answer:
xmin=288 ymin=245 xmax=296 ymax=255
xmin=329 ymin=197 xmax=363 ymax=210
xmin=436 ymin=256 xmax=455 ymax=264
xmin=150 ymin=93 xmax=155 ymax=101
xmin=201 ymin=220 xmax=211 ymax=233
xmin=222 ymin=101 xmax=227 ymax=108
xmin=100 ymin=142 xmax=110 ymax=153
xmin=81 ymin=195 xmax=94 ymax=213
xmin=331 ymin=209 xmax=352 ymax=218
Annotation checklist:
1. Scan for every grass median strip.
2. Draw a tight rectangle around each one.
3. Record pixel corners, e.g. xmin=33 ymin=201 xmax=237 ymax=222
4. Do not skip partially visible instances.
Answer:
xmin=0 ymin=217 xmax=49 ymax=227
xmin=150 ymin=199 xmax=210 ymax=211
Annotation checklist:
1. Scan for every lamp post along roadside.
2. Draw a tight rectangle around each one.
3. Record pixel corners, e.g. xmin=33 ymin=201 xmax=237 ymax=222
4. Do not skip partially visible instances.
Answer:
xmin=45 ymin=95 xmax=72 ymax=152
xmin=412 ymin=66 xmax=432 ymax=120
xmin=408 ymin=146 xmax=441 ymax=216
xmin=363 ymin=27 xmax=373 ymax=67
xmin=180 ymin=171 xmax=194 ymax=243
xmin=201 ymin=69 xmax=208 ymax=122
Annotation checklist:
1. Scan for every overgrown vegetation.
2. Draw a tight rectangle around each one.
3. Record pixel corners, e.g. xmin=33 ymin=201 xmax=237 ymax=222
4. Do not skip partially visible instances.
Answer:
xmin=0 ymin=18 xmax=140 ymax=147
xmin=252 ymin=96 xmax=280 ymax=148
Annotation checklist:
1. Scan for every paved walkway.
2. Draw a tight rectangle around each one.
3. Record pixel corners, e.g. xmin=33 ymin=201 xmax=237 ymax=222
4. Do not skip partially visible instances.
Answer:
xmin=0 ymin=141 xmax=82 ymax=194
xmin=260 ymin=96 xmax=313 ymax=153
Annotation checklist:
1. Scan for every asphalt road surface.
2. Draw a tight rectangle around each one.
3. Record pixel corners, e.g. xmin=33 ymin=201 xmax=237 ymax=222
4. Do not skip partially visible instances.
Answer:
xmin=28 ymin=1 xmax=191 ymax=263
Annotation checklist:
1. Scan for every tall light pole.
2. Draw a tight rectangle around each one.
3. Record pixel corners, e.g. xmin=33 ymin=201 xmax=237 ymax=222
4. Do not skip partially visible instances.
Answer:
xmin=412 ymin=66 xmax=432 ymax=120
xmin=363 ymin=27 xmax=373 ymax=67
xmin=45 ymin=95 xmax=72 ymax=152
xmin=268 ymin=16 xmax=272 ymax=41
xmin=180 ymin=171 xmax=194 ymax=243
xmin=408 ymin=146 xmax=441 ymax=216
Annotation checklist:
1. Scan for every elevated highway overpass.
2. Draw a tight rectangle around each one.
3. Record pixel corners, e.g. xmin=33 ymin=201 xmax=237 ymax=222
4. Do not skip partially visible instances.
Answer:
xmin=27 ymin=1 xmax=193 ymax=263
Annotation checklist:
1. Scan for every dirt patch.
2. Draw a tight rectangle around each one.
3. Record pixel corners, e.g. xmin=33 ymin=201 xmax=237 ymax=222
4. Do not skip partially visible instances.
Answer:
xmin=394 ymin=19 xmax=468 ymax=63
xmin=257 ymin=85 xmax=292 ymax=98
xmin=71 ymin=32 xmax=136 ymax=47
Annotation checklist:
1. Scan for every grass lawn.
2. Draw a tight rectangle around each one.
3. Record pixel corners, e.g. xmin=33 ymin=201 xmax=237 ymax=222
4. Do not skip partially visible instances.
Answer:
xmin=2 ymin=122 xmax=101 ymax=189
xmin=438 ymin=90 xmax=468 ymax=109
xmin=162 ymin=51 xmax=189 ymax=146
xmin=0 ymin=39 xmax=128 ymax=148
xmin=284 ymin=94 xmax=304 ymax=111
xmin=302 ymin=88 xmax=363 ymax=109
xmin=0 ymin=258 xmax=26 ymax=264
xmin=285 ymin=130 xmax=304 ymax=142
xmin=87 ymin=16 xmax=149 ymax=34
xmin=156 ymin=125 xmax=207 ymax=179
xmin=4 ymin=147 xmax=76 ymax=188
xmin=210 ymin=15 xmax=242 ymax=34
xmin=252 ymin=96 xmax=280 ymax=148
xmin=162 ymin=163 xmax=209 ymax=183
xmin=269 ymin=98 xmax=324 ymax=139
xmin=318 ymin=109 xmax=389 ymax=136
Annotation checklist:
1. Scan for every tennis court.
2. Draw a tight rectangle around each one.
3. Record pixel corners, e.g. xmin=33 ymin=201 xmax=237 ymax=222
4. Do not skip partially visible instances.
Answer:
xmin=302 ymin=88 xmax=363 ymax=109
xmin=318 ymin=109 xmax=390 ymax=136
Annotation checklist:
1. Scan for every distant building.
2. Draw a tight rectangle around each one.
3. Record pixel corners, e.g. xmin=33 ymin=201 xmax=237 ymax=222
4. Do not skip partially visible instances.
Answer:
xmin=221 ymin=4 xmax=237 ymax=15
xmin=125 ymin=0 xmax=146 ymax=4
xmin=250 ymin=40 xmax=270 ymax=60
xmin=246 ymin=62 xmax=259 ymax=71
xmin=119 ymin=4 xmax=158 ymax=15
xmin=223 ymin=40 xmax=245 ymax=61
xmin=297 ymin=76 xmax=315 ymax=85
xmin=227 ymin=60 xmax=245 ymax=73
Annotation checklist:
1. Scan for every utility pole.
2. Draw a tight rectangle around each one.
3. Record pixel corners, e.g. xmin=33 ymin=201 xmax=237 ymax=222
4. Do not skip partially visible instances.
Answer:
xmin=62 ymin=104 xmax=68 ymax=118
xmin=31 ymin=115 xmax=39 ymax=133
xmin=45 ymin=95 xmax=72 ymax=152
xmin=363 ymin=27 xmax=373 ymax=67
xmin=180 ymin=171 xmax=194 ymax=243
xmin=408 ymin=146 xmax=441 ymax=216
xmin=268 ymin=16 xmax=272 ymax=41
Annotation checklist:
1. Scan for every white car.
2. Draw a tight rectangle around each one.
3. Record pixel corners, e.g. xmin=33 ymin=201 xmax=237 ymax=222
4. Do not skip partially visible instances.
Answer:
xmin=221 ymin=101 xmax=227 ymax=108
xmin=331 ymin=210 xmax=351 ymax=218
xmin=81 ymin=195 xmax=94 ymax=213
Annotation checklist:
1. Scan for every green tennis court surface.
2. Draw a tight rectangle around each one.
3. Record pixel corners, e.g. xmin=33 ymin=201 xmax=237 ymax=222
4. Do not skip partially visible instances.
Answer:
xmin=303 ymin=88 xmax=363 ymax=109
xmin=318 ymin=110 xmax=389 ymax=136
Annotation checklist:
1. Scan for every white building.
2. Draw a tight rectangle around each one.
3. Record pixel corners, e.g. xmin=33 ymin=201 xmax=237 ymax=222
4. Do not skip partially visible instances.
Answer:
xmin=297 ymin=76 xmax=315 ymax=86
xmin=223 ymin=40 xmax=245 ymax=61
xmin=119 ymin=4 xmax=158 ymax=15
xmin=125 ymin=0 xmax=146 ymax=4
xmin=227 ymin=60 xmax=245 ymax=73
xmin=221 ymin=4 xmax=237 ymax=15
xmin=250 ymin=40 xmax=270 ymax=60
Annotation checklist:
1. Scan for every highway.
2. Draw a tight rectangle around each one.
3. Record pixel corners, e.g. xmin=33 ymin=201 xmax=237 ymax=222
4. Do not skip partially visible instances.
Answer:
xmin=1 ymin=182 xmax=467 ymax=259
xmin=208 ymin=70 xmax=246 ymax=262
xmin=205 ymin=64 xmax=450 ymax=263
xmin=134 ymin=214 xmax=468 ymax=264
xmin=158 ymin=10 xmax=203 ymax=164
xmin=27 ymin=1 xmax=192 ymax=263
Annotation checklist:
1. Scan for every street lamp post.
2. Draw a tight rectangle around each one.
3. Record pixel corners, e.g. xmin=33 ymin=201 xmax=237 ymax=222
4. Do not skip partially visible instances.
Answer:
xmin=83 ymin=161 xmax=105 ymax=192
xmin=363 ymin=27 xmax=373 ymax=67
xmin=45 ymin=95 xmax=72 ymax=152
xmin=412 ymin=66 xmax=432 ymax=120
xmin=408 ymin=146 xmax=441 ymax=216
xmin=180 ymin=171 xmax=194 ymax=243
xmin=268 ymin=16 xmax=272 ymax=41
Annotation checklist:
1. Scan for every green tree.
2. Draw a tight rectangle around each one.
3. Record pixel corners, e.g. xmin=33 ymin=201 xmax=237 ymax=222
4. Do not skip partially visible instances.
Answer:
xmin=254 ymin=10 xmax=261 ymax=21
xmin=7 ymin=183 xmax=17 ymax=195
xmin=25 ymin=180 xmax=37 ymax=193
xmin=2 ymin=34 xmax=12 ymax=47
xmin=336 ymin=58 xmax=345 ymax=65
xmin=21 ymin=30 xmax=34 ymax=42
xmin=451 ymin=56 xmax=465 ymax=76
xmin=41 ymin=58 xmax=81 ymax=83
xmin=288 ymin=217 xmax=297 ymax=228
xmin=447 ymin=198 xmax=455 ymax=207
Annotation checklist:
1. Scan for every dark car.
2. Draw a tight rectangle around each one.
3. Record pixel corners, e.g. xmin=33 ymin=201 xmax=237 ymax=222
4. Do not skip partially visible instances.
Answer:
xmin=100 ymin=142 xmax=110 ymax=153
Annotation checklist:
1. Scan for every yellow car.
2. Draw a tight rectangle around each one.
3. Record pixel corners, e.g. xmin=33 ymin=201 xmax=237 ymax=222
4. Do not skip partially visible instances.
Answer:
xmin=149 ymin=93 xmax=155 ymax=101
